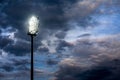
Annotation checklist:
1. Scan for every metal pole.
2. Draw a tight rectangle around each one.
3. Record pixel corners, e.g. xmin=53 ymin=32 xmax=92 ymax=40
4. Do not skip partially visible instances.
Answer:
xmin=31 ymin=35 xmax=34 ymax=80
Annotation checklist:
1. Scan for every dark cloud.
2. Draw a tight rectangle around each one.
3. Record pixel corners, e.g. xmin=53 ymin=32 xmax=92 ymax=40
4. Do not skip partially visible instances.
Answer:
xmin=4 ymin=40 xmax=30 ymax=56
xmin=55 ymin=31 xmax=66 ymax=39
xmin=0 ymin=56 xmax=30 ymax=72
xmin=0 ymin=36 xmax=13 ymax=49
xmin=56 ymin=40 xmax=73 ymax=53
xmin=56 ymin=59 xmax=120 ymax=80
xmin=38 ymin=47 xmax=49 ymax=52
xmin=0 ymin=29 xmax=1 ymax=33
xmin=46 ymin=59 xmax=58 ymax=65
xmin=0 ymin=64 xmax=14 ymax=72
xmin=78 ymin=33 xmax=91 ymax=38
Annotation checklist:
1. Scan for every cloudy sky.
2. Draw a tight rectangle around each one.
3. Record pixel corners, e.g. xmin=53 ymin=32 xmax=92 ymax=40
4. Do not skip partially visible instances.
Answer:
xmin=0 ymin=0 xmax=120 ymax=80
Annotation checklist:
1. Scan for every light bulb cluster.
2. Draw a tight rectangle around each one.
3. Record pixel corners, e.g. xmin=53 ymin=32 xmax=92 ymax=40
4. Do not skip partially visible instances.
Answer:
xmin=28 ymin=16 xmax=39 ymax=35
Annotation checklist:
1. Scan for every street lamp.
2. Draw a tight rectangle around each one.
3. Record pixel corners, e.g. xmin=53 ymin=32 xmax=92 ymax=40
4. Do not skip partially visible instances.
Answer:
xmin=28 ymin=16 xmax=39 ymax=80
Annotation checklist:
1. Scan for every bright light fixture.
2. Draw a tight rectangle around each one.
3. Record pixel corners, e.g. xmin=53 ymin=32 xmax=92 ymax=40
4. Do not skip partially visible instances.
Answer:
xmin=28 ymin=16 xmax=39 ymax=35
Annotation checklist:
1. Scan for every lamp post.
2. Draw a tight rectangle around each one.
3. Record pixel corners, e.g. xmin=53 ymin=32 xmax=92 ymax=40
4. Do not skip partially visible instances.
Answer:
xmin=28 ymin=16 xmax=39 ymax=80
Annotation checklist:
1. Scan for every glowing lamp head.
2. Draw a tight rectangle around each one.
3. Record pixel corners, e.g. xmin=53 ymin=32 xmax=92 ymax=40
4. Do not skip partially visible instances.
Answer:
xmin=28 ymin=16 xmax=39 ymax=35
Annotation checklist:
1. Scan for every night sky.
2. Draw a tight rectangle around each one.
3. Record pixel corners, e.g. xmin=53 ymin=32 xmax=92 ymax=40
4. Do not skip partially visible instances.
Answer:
xmin=0 ymin=0 xmax=120 ymax=80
